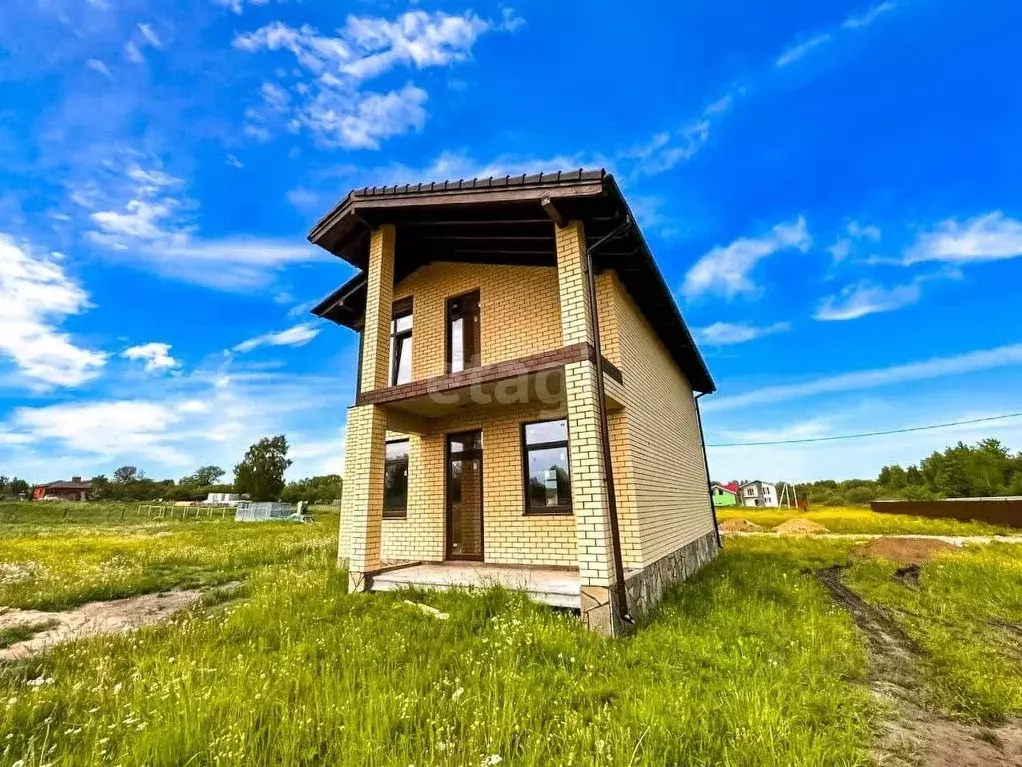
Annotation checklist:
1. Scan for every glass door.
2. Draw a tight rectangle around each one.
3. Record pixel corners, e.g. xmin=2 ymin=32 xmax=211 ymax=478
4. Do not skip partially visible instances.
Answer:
xmin=446 ymin=430 xmax=483 ymax=561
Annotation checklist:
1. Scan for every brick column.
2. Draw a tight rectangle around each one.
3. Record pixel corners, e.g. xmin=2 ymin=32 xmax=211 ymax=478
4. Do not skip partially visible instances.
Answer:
xmin=360 ymin=224 xmax=395 ymax=393
xmin=338 ymin=225 xmax=395 ymax=591
xmin=555 ymin=221 xmax=620 ymax=635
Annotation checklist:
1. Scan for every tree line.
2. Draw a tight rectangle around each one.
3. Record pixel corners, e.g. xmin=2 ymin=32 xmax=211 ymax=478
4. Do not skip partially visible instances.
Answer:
xmin=719 ymin=438 xmax=1022 ymax=506
xmin=1 ymin=435 xmax=343 ymax=505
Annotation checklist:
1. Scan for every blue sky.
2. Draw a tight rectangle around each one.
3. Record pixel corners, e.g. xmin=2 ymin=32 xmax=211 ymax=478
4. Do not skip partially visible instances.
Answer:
xmin=1 ymin=0 xmax=1021 ymax=484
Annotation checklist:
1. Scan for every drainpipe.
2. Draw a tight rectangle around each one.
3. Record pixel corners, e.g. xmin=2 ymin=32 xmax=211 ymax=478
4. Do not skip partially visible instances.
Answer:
xmin=584 ymin=219 xmax=634 ymax=626
xmin=694 ymin=392 xmax=722 ymax=548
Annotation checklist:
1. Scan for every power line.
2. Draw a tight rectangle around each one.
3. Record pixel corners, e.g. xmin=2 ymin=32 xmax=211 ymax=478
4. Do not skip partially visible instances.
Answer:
xmin=706 ymin=412 xmax=1022 ymax=448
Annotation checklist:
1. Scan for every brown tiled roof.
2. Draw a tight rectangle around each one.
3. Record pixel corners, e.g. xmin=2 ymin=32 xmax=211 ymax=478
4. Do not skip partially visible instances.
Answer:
xmin=307 ymin=168 xmax=715 ymax=394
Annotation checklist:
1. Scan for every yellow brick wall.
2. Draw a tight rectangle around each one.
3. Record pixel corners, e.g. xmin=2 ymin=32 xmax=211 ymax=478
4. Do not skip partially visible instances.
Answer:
xmin=361 ymin=226 xmax=395 ymax=392
xmin=595 ymin=272 xmax=621 ymax=367
xmin=391 ymin=263 xmax=563 ymax=381
xmin=339 ymin=404 xmax=388 ymax=574
xmin=611 ymin=277 xmax=715 ymax=566
xmin=380 ymin=403 xmax=578 ymax=567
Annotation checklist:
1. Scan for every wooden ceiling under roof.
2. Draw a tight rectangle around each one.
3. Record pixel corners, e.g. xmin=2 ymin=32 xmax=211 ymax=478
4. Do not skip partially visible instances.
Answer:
xmin=308 ymin=169 xmax=715 ymax=394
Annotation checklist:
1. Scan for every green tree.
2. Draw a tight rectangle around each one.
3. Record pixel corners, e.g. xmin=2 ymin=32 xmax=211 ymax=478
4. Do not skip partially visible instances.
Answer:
xmin=7 ymin=478 xmax=29 ymax=497
xmin=281 ymin=475 xmax=343 ymax=505
xmin=113 ymin=465 xmax=140 ymax=483
xmin=234 ymin=436 xmax=293 ymax=501
xmin=181 ymin=465 xmax=226 ymax=487
xmin=89 ymin=475 xmax=112 ymax=501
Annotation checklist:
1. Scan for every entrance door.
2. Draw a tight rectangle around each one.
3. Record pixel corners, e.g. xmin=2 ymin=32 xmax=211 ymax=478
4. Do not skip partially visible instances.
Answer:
xmin=446 ymin=430 xmax=483 ymax=561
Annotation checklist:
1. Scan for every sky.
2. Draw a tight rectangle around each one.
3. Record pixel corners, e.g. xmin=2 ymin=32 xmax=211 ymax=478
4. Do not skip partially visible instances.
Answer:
xmin=1 ymin=0 xmax=1021 ymax=484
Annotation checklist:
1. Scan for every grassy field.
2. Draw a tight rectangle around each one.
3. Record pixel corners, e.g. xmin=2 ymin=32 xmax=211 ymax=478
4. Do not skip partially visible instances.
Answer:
xmin=0 ymin=502 xmax=1018 ymax=765
xmin=716 ymin=504 xmax=1021 ymax=536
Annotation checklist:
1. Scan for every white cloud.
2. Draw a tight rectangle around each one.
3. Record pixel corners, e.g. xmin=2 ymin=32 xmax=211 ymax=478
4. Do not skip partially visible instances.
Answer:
xmin=776 ymin=33 xmax=833 ymax=67
xmin=233 ymin=323 xmax=320 ymax=353
xmin=717 ymin=417 xmax=832 ymax=445
xmin=214 ymin=0 xmax=287 ymax=14
xmin=124 ymin=41 xmax=144 ymax=64
xmin=225 ymin=154 xmax=244 ymax=169
xmin=814 ymin=279 xmax=921 ymax=321
xmin=12 ymin=401 xmax=187 ymax=465
xmin=78 ymin=157 xmax=318 ymax=292
xmin=123 ymin=342 xmax=180 ymax=373
xmin=233 ymin=10 xmax=510 ymax=149
xmin=682 ymin=217 xmax=811 ymax=300
xmin=694 ymin=321 xmax=792 ymax=346
xmin=86 ymin=58 xmax=112 ymax=78
xmin=0 ymin=235 xmax=107 ymax=388
xmin=178 ymin=399 xmax=210 ymax=414
xmin=702 ymin=343 xmax=1022 ymax=412
xmin=137 ymin=23 xmax=162 ymax=49
xmin=905 ymin=212 xmax=1022 ymax=265
xmin=843 ymin=2 xmax=896 ymax=30
xmin=828 ymin=220 xmax=880 ymax=262
xmin=123 ymin=23 xmax=163 ymax=65
xmin=848 ymin=221 xmax=881 ymax=241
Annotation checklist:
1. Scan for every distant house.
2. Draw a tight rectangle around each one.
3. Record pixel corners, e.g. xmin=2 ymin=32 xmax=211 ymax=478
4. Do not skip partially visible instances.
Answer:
xmin=711 ymin=482 xmax=739 ymax=507
xmin=740 ymin=480 xmax=778 ymax=508
xmin=31 ymin=477 xmax=92 ymax=502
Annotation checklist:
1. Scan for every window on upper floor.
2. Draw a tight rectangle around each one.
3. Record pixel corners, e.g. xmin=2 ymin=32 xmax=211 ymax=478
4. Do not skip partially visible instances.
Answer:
xmin=446 ymin=290 xmax=480 ymax=373
xmin=383 ymin=439 xmax=409 ymax=517
xmin=746 ymin=487 xmax=756 ymax=496
xmin=522 ymin=418 xmax=572 ymax=515
xmin=389 ymin=298 xmax=413 ymax=386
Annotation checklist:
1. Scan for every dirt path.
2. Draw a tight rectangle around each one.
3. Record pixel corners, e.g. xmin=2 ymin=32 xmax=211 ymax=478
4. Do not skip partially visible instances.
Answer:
xmin=0 ymin=586 xmax=233 ymax=660
xmin=816 ymin=566 xmax=1022 ymax=766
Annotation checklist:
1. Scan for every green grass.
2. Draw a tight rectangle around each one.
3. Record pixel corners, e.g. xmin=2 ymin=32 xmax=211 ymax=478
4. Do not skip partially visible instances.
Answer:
xmin=845 ymin=542 xmax=1022 ymax=723
xmin=717 ymin=505 xmax=1021 ymax=536
xmin=0 ymin=507 xmax=338 ymax=611
xmin=0 ymin=620 xmax=59 ymax=649
xmin=0 ymin=525 xmax=877 ymax=766
xmin=0 ymin=508 xmax=1019 ymax=764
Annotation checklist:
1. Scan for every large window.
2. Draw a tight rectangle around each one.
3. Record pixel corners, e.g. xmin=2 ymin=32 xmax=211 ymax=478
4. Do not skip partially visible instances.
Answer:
xmin=383 ymin=439 xmax=409 ymax=517
xmin=390 ymin=298 xmax=413 ymax=386
xmin=446 ymin=290 xmax=480 ymax=373
xmin=521 ymin=419 xmax=572 ymax=515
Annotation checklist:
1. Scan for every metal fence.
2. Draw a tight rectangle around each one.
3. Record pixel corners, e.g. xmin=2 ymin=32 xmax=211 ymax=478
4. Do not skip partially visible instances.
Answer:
xmin=234 ymin=501 xmax=295 ymax=522
xmin=871 ymin=499 xmax=1022 ymax=529
xmin=138 ymin=504 xmax=235 ymax=519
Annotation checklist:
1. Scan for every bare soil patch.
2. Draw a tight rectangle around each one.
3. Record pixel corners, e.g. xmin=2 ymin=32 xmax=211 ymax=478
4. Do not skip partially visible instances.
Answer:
xmin=718 ymin=519 xmax=764 ymax=533
xmin=0 ymin=585 xmax=236 ymax=660
xmin=774 ymin=517 xmax=828 ymax=535
xmin=858 ymin=537 xmax=959 ymax=565
xmin=816 ymin=566 xmax=1022 ymax=766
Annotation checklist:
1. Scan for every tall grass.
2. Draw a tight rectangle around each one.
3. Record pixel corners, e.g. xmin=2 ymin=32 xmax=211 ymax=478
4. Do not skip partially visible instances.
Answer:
xmin=0 ymin=536 xmax=878 ymax=766
xmin=717 ymin=505 xmax=1020 ymax=536
xmin=846 ymin=543 xmax=1022 ymax=723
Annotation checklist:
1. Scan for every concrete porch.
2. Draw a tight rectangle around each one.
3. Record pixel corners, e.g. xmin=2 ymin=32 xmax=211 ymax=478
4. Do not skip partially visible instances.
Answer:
xmin=369 ymin=563 xmax=582 ymax=609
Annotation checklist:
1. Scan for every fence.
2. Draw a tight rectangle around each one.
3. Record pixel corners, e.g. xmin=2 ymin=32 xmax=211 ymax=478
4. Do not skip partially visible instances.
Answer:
xmin=138 ymin=504 xmax=235 ymax=519
xmin=871 ymin=499 xmax=1022 ymax=529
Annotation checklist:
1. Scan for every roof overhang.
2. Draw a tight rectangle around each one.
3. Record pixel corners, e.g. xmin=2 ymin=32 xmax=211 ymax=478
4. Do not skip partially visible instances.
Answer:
xmin=308 ymin=169 xmax=715 ymax=393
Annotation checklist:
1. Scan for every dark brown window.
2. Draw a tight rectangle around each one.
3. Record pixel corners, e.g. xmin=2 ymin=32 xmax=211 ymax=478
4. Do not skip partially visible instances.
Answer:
xmin=383 ymin=439 xmax=409 ymax=517
xmin=446 ymin=290 xmax=480 ymax=373
xmin=521 ymin=419 xmax=572 ymax=515
xmin=389 ymin=298 xmax=413 ymax=386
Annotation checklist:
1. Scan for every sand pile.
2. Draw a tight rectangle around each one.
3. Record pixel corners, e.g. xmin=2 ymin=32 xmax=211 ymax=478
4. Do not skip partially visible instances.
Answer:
xmin=856 ymin=537 xmax=958 ymax=565
xmin=718 ymin=519 xmax=764 ymax=533
xmin=774 ymin=518 xmax=828 ymax=535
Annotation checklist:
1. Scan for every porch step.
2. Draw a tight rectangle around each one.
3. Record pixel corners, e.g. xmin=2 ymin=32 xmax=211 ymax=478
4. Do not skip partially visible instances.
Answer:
xmin=369 ymin=563 xmax=581 ymax=610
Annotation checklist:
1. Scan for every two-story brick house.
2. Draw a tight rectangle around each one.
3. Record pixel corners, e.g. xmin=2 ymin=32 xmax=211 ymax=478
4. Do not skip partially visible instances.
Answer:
xmin=310 ymin=169 xmax=719 ymax=635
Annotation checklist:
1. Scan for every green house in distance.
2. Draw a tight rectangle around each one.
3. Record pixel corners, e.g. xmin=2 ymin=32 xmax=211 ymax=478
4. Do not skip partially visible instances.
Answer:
xmin=711 ymin=483 xmax=739 ymax=507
